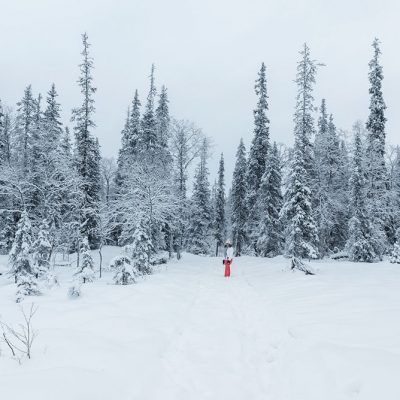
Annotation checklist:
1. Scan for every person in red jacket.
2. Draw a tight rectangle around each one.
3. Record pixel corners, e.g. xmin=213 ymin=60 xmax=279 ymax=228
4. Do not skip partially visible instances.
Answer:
xmin=223 ymin=240 xmax=234 ymax=277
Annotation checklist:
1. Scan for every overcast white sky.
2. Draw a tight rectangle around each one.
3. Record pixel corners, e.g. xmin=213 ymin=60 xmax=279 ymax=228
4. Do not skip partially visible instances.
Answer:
xmin=1 ymin=0 xmax=400 ymax=182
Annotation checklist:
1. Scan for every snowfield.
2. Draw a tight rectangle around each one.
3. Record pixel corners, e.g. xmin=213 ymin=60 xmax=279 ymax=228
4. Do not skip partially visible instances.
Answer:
xmin=0 ymin=248 xmax=400 ymax=400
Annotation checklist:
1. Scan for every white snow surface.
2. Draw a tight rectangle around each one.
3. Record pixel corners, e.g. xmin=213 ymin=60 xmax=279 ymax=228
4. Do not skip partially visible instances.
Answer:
xmin=0 ymin=247 xmax=399 ymax=400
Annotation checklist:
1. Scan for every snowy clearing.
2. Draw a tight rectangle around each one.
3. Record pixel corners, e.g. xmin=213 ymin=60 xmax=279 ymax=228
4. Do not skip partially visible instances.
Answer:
xmin=1 ymin=248 xmax=400 ymax=400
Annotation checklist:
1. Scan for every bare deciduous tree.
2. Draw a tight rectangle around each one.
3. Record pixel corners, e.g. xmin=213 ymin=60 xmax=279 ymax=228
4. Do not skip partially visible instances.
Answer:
xmin=0 ymin=303 xmax=38 ymax=360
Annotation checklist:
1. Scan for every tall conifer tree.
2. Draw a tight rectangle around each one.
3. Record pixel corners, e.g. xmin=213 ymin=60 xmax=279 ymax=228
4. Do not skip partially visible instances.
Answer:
xmin=214 ymin=153 xmax=226 ymax=256
xmin=71 ymin=32 xmax=101 ymax=248
xmin=246 ymin=62 xmax=270 ymax=251
xmin=281 ymin=44 xmax=319 ymax=259
xmin=231 ymin=139 xmax=247 ymax=256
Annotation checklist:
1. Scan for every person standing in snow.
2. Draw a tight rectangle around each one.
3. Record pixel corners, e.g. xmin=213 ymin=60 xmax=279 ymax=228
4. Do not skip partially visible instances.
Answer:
xmin=223 ymin=240 xmax=234 ymax=277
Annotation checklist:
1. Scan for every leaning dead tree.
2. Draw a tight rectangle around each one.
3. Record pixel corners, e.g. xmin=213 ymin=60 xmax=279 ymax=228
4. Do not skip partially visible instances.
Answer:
xmin=291 ymin=257 xmax=315 ymax=275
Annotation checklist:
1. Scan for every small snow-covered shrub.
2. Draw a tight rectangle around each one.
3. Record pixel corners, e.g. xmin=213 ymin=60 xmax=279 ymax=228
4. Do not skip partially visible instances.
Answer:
xmin=331 ymin=250 xmax=349 ymax=260
xmin=150 ymin=253 xmax=168 ymax=266
xmin=68 ymin=284 xmax=81 ymax=299
xmin=16 ymin=272 xmax=41 ymax=303
xmin=109 ymin=256 xmax=138 ymax=285
xmin=74 ymin=237 xmax=95 ymax=284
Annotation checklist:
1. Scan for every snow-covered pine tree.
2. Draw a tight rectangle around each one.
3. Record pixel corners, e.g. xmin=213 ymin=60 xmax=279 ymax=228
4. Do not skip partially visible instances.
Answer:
xmin=130 ymin=223 xmax=153 ymax=275
xmin=155 ymin=85 xmax=173 ymax=251
xmin=246 ymin=63 xmax=270 ymax=251
xmin=140 ymin=64 xmax=158 ymax=153
xmin=43 ymin=83 xmax=63 ymax=144
xmin=116 ymin=90 xmax=142 ymax=185
xmin=390 ymin=228 xmax=400 ymax=264
xmin=74 ymin=236 xmax=95 ymax=283
xmin=391 ymin=147 xmax=400 ymax=232
xmin=0 ymin=102 xmax=11 ymax=166
xmin=256 ymin=142 xmax=283 ymax=257
xmin=231 ymin=138 xmax=247 ymax=256
xmin=29 ymin=93 xmax=45 ymax=214
xmin=0 ymin=100 xmax=5 ymax=162
xmin=0 ymin=101 xmax=14 ymax=253
xmin=345 ymin=126 xmax=377 ymax=262
xmin=8 ymin=210 xmax=40 ymax=301
xmin=110 ymin=255 xmax=138 ymax=285
xmin=61 ymin=126 xmax=72 ymax=156
xmin=213 ymin=153 xmax=226 ymax=256
xmin=128 ymin=90 xmax=142 ymax=157
xmin=15 ymin=85 xmax=36 ymax=172
xmin=186 ymin=138 xmax=212 ymax=255
xmin=281 ymin=43 xmax=319 ymax=260
xmin=156 ymin=85 xmax=170 ymax=152
xmin=313 ymin=100 xmax=348 ymax=255
xmin=33 ymin=220 xmax=52 ymax=278
xmin=365 ymin=38 xmax=389 ymax=248
xmin=71 ymin=33 xmax=101 ymax=248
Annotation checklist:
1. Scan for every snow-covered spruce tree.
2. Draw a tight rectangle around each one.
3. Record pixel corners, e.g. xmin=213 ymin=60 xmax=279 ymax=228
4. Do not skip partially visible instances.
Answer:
xmin=391 ymin=147 xmax=400 ymax=232
xmin=186 ymin=138 xmax=212 ymax=255
xmin=110 ymin=255 xmax=138 ymax=285
xmin=156 ymin=85 xmax=170 ymax=152
xmin=8 ymin=211 xmax=40 ymax=301
xmin=365 ymin=38 xmax=389 ymax=248
xmin=113 ymin=93 xmax=142 ymax=245
xmin=130 ymin=223 xmax=153 ymax=275
xmin=0 ymin=100 xmax=5 ymax=163
xmin=15 ymin=85 xmax=36 ymax=173
xmin=155 ymin=85 xmax=174 ymax=251
xmin=390 ymin=228 xmax=400 ymax=264
xmin=0 ymin=102 xmax=14 ymax=253
xmin=213 ymin=153 xmax=226 ymax=256
xmin=33 ymin=220 xmax=52 ymax=278
xmin=140 ymin=64 xmax=158 ymax=152
xmin=43 ymin=83 xmax=63 ymax=144
xmin=116 ymin=90 xmax=141 ymax=186
xmin=231 ymin=139 xmax=247 ymax=256
xmin=256 ymin=142 xmax=283 ymax=257
xmin=0 ymin=102 xmax=11 ymax=166
xmin=71 ymin=33 xmax=101 ymax=248
xmin=29 ymin=94 xmax=46 ymax=213
xmin=246 ymin=62 xmax=270 ymax=251
xmin=281 ymin=43 xmax=319 ymax=260
xmin=313 ymin=100 xmax=348 ymax=255
xmin=345 ymin=127 xmax=377 ymax=262
xmin=74 ymin=236 xmax=95 ymax=283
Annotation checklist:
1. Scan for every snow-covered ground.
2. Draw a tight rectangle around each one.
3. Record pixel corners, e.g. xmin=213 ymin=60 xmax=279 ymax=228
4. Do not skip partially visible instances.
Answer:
xmin=0 ymin=247 xmax=399 ymax=400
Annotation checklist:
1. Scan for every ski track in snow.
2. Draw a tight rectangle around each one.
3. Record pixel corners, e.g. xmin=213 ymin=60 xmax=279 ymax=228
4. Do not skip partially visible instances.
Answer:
xmin=0 ymin=249 xmax=400 ymax=400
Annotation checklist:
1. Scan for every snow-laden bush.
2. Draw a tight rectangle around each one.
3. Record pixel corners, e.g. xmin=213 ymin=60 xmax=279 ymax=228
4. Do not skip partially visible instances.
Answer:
xmin=16 ymin=271 xmax=41 ymax=303
xmin=68 ymin=285 xmax=81 ymax=299
xmin=109 ymin=255 xmax=139 ymax=285
xmin=331 ymin=250 xmax=349 ymax=260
